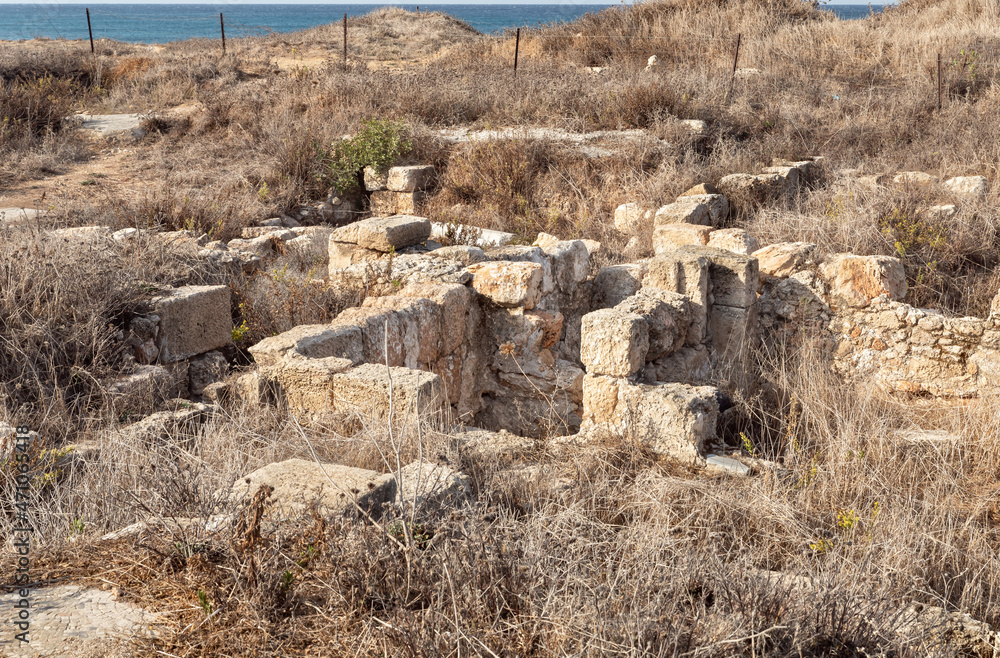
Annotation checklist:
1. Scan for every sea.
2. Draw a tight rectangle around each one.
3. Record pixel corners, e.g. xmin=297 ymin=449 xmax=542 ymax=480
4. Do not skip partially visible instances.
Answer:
xmin=0 ymin=4 xmax=889 ymax=43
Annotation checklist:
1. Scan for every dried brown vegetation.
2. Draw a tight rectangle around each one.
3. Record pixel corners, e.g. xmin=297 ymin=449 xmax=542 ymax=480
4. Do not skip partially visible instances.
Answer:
xmin=4 ymin=0 xmax=1000 ymax=655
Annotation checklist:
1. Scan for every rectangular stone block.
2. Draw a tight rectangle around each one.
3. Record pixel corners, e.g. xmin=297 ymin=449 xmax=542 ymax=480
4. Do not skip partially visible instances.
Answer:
xmin=653 ymin=223 xmax=713 ymax=255
xmin=678 ymin=246 xmax=759 ymax=309
xmin=394 ymin=191 xmax=427 ymax=216
xmin=645 ymin=254 xmax=709 ymax=346
xmin=654 ymin=200 xmax=711 ymax=226
xmin=362 ymin=296 xmax=443 ymax=367
xmin=592 ymin=264 xmax=646 ymax=309
xmin=387 ymin=165 xmax=436 ymax=192
xmin=271 ymin=355 xmax=354 ymax=413
xmin=369 ymin=190 xmax=399 ymax=216
xmin=582 ymin=376 xmax=719 ymax=462
xmin=400 ymin=282 xmax=472 ymax=355
xmin=614 ymin=288 xmax=691 ymax=361
xmin=539 ymin=239 xmax=590 ymax=293
xmin=364 ymin=166 xmax=388 ymax=191
xmin=355 ymin=215 xmax=431 ymax=252
xmin=337 ymin=307 xmax=406 ymax=367
xmin=580 ymin=308 xmax=649 ymax=377
xmin=328 ymin=240 xmax=358 ymax=272
xmin=468 ymin=261 xmax=543 ymax=310
xmin=152 ymin=285 xmax=232 ymax=362
xmin=249 ymin=322 xmax=364 ymax=368
xmin=329 ymin=363 xmax=446 ymax=422
xmin=678 ymin=194 xmax=729 ymax=226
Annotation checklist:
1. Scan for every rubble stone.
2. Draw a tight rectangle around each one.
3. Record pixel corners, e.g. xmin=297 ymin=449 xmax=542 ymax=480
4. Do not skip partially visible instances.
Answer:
xmin=580 ymin=309 xmax=649 ymax=377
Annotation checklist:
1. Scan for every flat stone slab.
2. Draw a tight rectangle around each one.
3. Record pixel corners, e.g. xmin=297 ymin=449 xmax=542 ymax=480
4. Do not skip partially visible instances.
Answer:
xmin=355 ymin=215 xmax=431 ymax=252
xmin=0 ymin=208 xmax=44 ymax=227
xmin=0 ymin=584 xmax=161 ymax=657
xmin=705 ymin=454 xmax=751 ymax=476
xmin=70 ymin=113 xmax=143 ymax=135
xmin=430 ymin=221 xmax=515 ymax=247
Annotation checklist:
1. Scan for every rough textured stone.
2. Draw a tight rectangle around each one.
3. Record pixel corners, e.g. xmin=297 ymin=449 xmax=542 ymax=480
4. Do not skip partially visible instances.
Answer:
xmin=363 ymin=166 xmax=388 ymax=191
xmin=645 ymin=253 xmax=710 ymax=346
xmin=370 ymin=190 xmax=427 ymax=216
xmin=943 ymin=175 xmax=988 ymax=201
xmin=710 ymin=304 xmax=758 ymax=363
xmin=653 ymin=223 xmax=713 ymax=253
xmin=679 ymin=193 xmax=729 ymax=226
xmin=676 ymin=246 xmax=758 ymax=309
xmin=613 ymin=202 xmax=653 ymax=234
xmin=269 ymin=355 xmax=354 ymax=413
xmin=678 ymin=183 xmax=720 ymax=197
xmin=582 ymin=376 xmax=719 ymax=461
xmin=361 ymin=295 xmax=444 ymax=367
xmin=468 ymin=261 xmax=544 ymax=309
xmin=152 ymin=285 xmax=232 ymax=362
xmin=430 ymin=245 xmax=487 ymax=265
xmin=895 ymin=602 xmax=999 ymax=657
xmin=355 ymin=215 xmax=431 ymax=252
xmin=580 ymin=309 xmax=649 ymax=377
xmin=654 ymin=200 xmax=711 ymax=226
xmin=387 ymin=165 xmax=436 ymax=192
xmin=540 ymin=239 xmax=590 ymax=292
xmin=718 ymin=172 xmax=790 ymax=203
xmin=189 ymin=351 xmax=228 ymax=396
xmin=396 ymin=461 xmax=470 ymax=515
xmin=893 ymin=171 xmax=939 ymax=187
xmin=328 ymin=363 xmax=446 ymax=421
xmin=249 ymin=323 xmax=363 ymax=368
xmin=231 ymin=459 xmax=396 ymax=518
xmin=593 ymin=264 xmax=646 ymax=309
xmin=642 ymin=345 xmax=711 ymax=384
xmin=820 ymin=254 xmax=907 ymax=308
xmin=707 ymin=228 xmax=759 ymax=255
xmin=485 ymin=245 xmax=555 ymax=295
xmin=753 ymin=242 xmax=816 ymax=279
xmin=614 ymin=288 xmax=690 ymax=360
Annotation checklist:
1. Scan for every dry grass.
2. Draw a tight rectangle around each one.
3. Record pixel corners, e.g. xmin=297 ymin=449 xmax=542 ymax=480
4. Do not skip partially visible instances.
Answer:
xmin=5 ymin=1 xmax=1000 ymax=655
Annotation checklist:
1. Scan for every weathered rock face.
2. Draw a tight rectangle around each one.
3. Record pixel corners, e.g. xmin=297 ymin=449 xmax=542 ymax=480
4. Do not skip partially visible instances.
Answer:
xmin=943 ymin=175 xmax=988 ymax=201
xmin=753 ymin=242 xmax=816 ymax=280
xmin=230 ymin=459 xmax=397 ymax=518
xmin=613 ymin=202 xmax=653 ymax=234
xmin=468 ymin=261 xmax=543 ymax=309
xmin=654 ymin=200 xmax=711 ymax=227
xmin=151 ymin=285 xmax=232 ymax=363
xmin=355 ymin=215 xmax=432 ymax=252
xmin=387 ymin=165 xmax=436 ymax=192
xmin=581 ymin=375 xmax=719 ymax=461
xmin=580 ymin=309 xmax=650 ymax=377
xmin=820 ymin=254 xmax=907 ymax=308
xmin=652 ymin=223 xmax=713 ymax=254
xmin=707 ymin=228 xmax=759 ymax=255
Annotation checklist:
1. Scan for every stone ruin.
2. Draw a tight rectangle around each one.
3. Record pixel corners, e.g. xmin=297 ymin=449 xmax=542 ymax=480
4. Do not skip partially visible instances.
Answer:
xmin=90 ymin=159 xmax=1000 ymax=467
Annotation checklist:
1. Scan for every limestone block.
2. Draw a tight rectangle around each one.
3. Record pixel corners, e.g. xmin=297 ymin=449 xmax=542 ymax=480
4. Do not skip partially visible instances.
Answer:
xmin=752 ymin=242 xmax=816 ymax=279
xmin=653 ymin=223 xmax=713 ymax=253
xmin=893 ymin=171 xmax=938 ymax=187
xmin=707 ymin=228 xmax=759 ymax=255
xmin=580 ymin=239 xmax=604 ymax=258
xmin=430 ymin=245 xmax=487 ymax=265
xmin=189 ymin=351 xmax=228 ymax=396
xmin=677 ymin=193 xmax=729 ymax=226
xmin=582 ymin=376 xmax=719 ymax=461
xmin=540 ymin=239 xmax=590 ymax=292
xmin=230 ymin=459 xmax=396 ymax=518
xmin=355 ymin=215 xmax=431 ymax=252
xmin=644 ymin=253 xmax=710 ymax=346
xmin=434 ymin=353 xmax=463 ymax=405
xmin=653 ymin=200 xmax=710 ymax=226
xmin=371 ymin=190 xmax=427 ymax=216
xmin=718 ymin=173 xmax=789 ymax=203
xmin=328 ymin=363 xmax=446 ymax=421
xmin=944 ymin=175 xmax=988 ymax=201
xmin=642 ymin=345 xmax=711 ymax=384
xmin=270 ymin=355 xmax=354 ymax=413
xmin=613 ymin=202 xmax=653 ymax=234
xmin=249 ymin=323 xmax=363 ymax=368
xmin=614 ymin=289 xmax=690 ymax=360
xmin=592 ymin=264 xmax=646 ymax=309
xmin=485 ymin=245 xmax=555 ymax=295
xmin=762 ymin=165 xmax=801 ymax=189
xmin=337 ymin=307 xmax=406 ymax=367
xmin=400 ymin=282 xmax=472 ymax=354
xmin=387 ymin=165 xmax=436 ymax=192
xmin=396 ymin=461 xmax=470 ymax=515
xmin=678 ymin=183 xmax=720 ymax=197
xmin=928 ymin=204 xmax=958 ymax=219
xmin=363 ymin=166 xmax=388 ymax=191
xmin=468 ymin=261 xmax=543 ymax=309
xmin=709 ymin=304 xmax=758 ymax=364
xmin=107 ymin=365 xmax=177 ymax=401
xmin=580 ymin=308 xmax=649 ymax=377
xmin=330 ymin=222 xmax=361 ymax=244
xmin=820 ymin=254 xmax=907 ymax=308
xmin=362 ymin=296 xmax=443 ymax=367
xmin=152 ymin=285 xmax=232 ymax=363
xmin=533 ymin=232 xmax=560 ymax=249
xmin=329 ymin=240 xmax=360 ymax=271
xmin=678 ymin=246 xmax=758 ymax=309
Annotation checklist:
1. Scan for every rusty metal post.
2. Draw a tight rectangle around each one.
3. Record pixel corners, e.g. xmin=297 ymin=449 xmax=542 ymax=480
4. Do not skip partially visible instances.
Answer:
xmin=514 ymin=27 xmax=521 ymax=79
xmin=727 ymin=33 xmax=742 ymax=100
xmin=220 ymin=13 xmax=226 ymax=55
xmin=86 ymin=8 xmax=94 ymax=54
xmin=938 ymin=52 xmax=943 ymax=110
xmin=343 ymin=13 xmax=348 ymax=70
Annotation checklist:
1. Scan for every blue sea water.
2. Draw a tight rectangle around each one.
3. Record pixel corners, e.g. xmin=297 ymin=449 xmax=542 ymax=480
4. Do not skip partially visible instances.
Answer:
xmin=0 ymin=4 xmax=889 ymax=44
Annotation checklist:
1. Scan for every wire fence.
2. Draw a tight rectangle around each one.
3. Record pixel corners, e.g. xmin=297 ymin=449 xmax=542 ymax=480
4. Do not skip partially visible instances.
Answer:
xmin=16 ymin=6 xmax=1000 ymax=111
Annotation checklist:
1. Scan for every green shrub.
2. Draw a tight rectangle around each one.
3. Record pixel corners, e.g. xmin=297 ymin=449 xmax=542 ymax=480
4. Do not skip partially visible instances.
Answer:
xmin=323 ymin=118 xmax=412 ymax=195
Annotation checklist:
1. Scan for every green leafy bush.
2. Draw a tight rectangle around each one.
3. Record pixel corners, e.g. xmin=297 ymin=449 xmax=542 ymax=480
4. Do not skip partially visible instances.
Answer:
xmin=323 ymin=118 xmax=412 ymax=195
